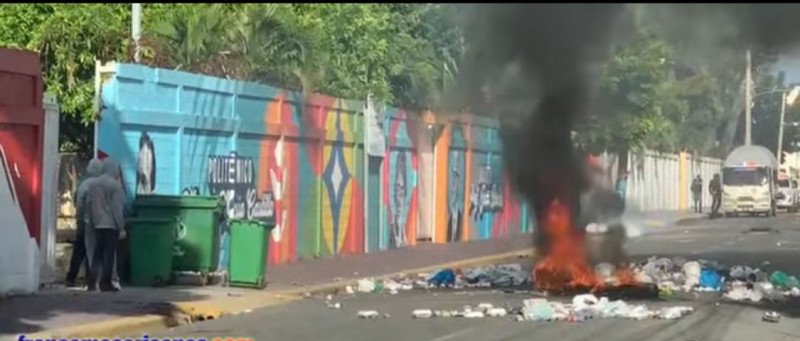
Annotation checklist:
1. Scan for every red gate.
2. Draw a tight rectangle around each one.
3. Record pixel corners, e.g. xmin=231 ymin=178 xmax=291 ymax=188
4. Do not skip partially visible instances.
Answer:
xmin=0 ymin=48 xmax=44 ymax=243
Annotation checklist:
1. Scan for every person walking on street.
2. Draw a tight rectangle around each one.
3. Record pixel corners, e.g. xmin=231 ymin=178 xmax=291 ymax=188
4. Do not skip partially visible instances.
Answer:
xmin=616 ymin=171 xmax=629 ymax=210
xmin=87 ymin=158 xmax=127 ymax=292
xmin=65 ymin=159 xmax=103 ymax=287
xmin=710 ymin=173 xmax=722 ymax=219
xmin=691 ymin=175 xmax=703 ymax=213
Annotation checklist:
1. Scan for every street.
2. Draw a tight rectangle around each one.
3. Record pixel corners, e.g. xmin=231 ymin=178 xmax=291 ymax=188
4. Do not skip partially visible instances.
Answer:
xmin=154 ymin=214 xmax=800 ymax=341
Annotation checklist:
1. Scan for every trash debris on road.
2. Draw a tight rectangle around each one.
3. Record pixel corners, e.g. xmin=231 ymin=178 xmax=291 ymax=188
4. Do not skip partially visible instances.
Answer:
xmin=657 ymin=306 xmax=693 ymax=320
xmin=358 ymin=310 xmax=380 ymax=319
xmin=762 ymin=311 xmax=781 ymax=323
xmin=412 ymin=309 xmax=433 ymax=318
xmin=464 ymin=311 xmax=485 ymax=318
xmin=326 ymin=302 xmax=342 ymax=309
xmin=486 ymin=308 xmax=508 ymax=317
xmin=769 ymin=271 xmax=800 ymax=290
xmin=357 ymin=279 xmax=375 ymax=293
xmin=698 ymin=269 xmax=723 ymax=291
xmin=428 ymin=269 xmax=457 ymax=287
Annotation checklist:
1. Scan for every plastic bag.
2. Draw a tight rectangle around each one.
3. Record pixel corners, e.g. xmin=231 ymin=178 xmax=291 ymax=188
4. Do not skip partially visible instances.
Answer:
xmin=699 ymin=268 xmax=723 ymax=290
xmin=428 ymin=269 xmax=456 ymax=287
xmin=769 ymin=271 xmax=800 ymax=290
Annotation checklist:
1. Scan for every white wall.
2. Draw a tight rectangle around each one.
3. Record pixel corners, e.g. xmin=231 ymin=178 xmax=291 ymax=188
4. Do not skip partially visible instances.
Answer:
xmin=600 ymin=150 xmax=723 ymax=212
xmin=0 ymin=144 xmax=40 ymax=295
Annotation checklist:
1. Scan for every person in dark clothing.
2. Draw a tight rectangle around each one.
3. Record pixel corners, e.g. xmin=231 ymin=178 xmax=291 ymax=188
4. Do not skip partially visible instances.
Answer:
xmin=87 ymin=158 xmax=127 ymax=292
xmin=691 ymin=175 xmax=703 ymax=213
xmin=709 ymin=173 xmax=722 ymax=218
xmin=65 ymin=159 xmax=103 ymax=287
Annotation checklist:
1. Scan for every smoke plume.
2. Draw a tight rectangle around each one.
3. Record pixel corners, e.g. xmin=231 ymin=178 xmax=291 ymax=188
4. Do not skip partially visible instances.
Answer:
xmin=458 ymin=4 xmax=800 ymax=267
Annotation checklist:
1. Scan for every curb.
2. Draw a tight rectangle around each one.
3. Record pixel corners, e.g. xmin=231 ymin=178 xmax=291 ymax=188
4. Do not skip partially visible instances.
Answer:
xmin=25 ymin=249 xmax=533 ymax=339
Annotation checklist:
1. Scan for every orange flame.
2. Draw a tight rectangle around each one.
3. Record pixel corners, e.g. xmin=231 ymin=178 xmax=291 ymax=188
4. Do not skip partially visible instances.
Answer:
xmin=533 ymin=200 xmax=599 ymax=291
xmin=533 ymin=199 xmax=642 ymax=292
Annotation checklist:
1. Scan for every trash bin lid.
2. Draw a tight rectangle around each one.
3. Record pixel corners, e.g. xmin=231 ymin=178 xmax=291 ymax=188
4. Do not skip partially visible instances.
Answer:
xmin=133 ymin=194 xmax=223 ymax=209
xmin=127 ymin=217 xmax=180 ymax=224
xmin=229 ymin=218 xmax=276 ymax=229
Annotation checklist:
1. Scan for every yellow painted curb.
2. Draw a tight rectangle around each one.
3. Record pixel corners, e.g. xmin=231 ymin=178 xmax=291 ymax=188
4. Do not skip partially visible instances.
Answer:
xmin=27 ymin=248 xmax=533 ymax=339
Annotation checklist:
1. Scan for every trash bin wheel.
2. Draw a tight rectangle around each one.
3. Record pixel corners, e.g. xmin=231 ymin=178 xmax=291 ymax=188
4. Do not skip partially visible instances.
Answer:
xmin=257 ymin=275 xmax=266 ymax=289
xmin=200 ymin=271 xmax=209 ymax=286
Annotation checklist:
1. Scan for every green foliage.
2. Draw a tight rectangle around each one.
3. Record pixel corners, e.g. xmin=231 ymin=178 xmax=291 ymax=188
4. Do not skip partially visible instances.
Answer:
xmin=0 ymin=3 xmax=783 ymax=157
xmin=0 ymin=4 xmax=131 ymax=156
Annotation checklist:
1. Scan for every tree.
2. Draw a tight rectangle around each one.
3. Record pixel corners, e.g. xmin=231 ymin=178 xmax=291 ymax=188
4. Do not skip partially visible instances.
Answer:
xmin=0 ymin=4 xmax=131 ymax=156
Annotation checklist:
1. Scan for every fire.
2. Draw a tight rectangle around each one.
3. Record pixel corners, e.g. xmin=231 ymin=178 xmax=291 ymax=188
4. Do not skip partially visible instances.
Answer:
xmin=533 ymin=199 xmax=639 ymax=292
xmin=533 ymin=200 xmax=599 ymax=291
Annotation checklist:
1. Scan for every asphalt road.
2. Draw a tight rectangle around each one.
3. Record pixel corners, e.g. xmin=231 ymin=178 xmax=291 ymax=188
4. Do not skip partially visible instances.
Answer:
xmin=157 ymin=214 xmax=800 ymax=341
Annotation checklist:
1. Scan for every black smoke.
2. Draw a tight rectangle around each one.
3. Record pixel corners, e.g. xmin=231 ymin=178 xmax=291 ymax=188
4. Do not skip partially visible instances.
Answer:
xmin=459 ymin=4 xmax=627 ymax=250
xmin=459 ymin=4 xmax=800 ymax=255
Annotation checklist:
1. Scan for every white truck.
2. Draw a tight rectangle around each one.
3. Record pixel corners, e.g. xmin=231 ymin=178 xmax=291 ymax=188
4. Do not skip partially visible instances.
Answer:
xmin=722 ymin=145 xmax=778 ymax=217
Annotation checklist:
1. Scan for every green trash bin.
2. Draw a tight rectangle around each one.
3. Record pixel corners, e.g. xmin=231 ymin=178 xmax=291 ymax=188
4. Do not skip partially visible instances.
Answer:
xmin=229 ymin=219 xmax=275 ymax=288
xmin=128 ymin=217 xmax=178 ymax=286
xmin=133 ymin=195 xmax=224 ymax=273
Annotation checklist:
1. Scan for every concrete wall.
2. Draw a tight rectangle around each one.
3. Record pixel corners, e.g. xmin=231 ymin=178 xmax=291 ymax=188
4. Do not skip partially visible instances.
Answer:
xmin=599 ymin=150 xmax=723 ymax=212
xmin=97 ymin=63 xmax=533 ymax=265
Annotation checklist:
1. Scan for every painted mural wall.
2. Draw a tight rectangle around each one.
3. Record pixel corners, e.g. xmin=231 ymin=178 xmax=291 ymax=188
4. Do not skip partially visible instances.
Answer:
xmin=97 ymin=63 xmax=533 ymax=265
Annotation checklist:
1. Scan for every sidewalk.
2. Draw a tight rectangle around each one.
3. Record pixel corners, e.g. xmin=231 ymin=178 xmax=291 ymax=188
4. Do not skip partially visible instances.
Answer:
xmin=1 ymin=236 xmax=533 ymax=339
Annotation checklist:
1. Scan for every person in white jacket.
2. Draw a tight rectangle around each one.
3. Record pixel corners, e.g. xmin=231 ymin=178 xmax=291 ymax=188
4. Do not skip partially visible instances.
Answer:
xmin=86 ymin=158 xmax=127 ymax=292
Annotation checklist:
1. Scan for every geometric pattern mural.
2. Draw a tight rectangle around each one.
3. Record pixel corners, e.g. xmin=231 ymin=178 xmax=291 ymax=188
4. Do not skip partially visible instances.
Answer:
xmin=98 ymin=63 xmax=531 ymax=266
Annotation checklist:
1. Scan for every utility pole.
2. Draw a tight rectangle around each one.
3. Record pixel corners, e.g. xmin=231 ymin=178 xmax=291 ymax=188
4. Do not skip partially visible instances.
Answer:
xmin=778 ymin=91 xmax=787 ymax=164
xmin=132 ymin=3 xmax=142 ymax=63
xmin=745 ymin=49 xmax=752 ymax=146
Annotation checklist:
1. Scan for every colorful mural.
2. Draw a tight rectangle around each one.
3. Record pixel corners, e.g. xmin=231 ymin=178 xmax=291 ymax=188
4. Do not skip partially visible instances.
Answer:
xmin=382 ymin=109 xmax=419 ymax=249
xmin=97 ymin=63 xmax=533 ymax=266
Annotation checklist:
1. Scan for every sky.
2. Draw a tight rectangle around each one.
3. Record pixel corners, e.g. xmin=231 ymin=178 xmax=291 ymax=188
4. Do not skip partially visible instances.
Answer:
xmin=772 ymin=48 xmax=800 ymax=85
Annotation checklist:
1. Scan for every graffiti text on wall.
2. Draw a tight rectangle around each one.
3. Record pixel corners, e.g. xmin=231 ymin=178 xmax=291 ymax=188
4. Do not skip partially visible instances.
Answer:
xmin=207 ymin=152 xmax=274 ymax=220
xmin=469 ymin=165 xmax=503 ymax=220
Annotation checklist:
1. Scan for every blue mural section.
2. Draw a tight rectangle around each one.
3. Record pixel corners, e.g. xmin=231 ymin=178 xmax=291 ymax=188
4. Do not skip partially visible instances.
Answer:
xmin=97 ymin=63 xmax=282 ymax=228
xmin=447 ymin=123 xmax=467 ymax=242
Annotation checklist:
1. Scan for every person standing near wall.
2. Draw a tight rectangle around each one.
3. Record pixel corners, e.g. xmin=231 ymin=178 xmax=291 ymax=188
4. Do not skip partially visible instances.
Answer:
xmin=691 ymin=175 xmax=703 ymax=213
xmin=615 ymin=171 xmax=629 ymax=209
xmin=65 ymin=159 xmax=103 ymax=287
xmin=87 ymin=158 xmax=127 ymax=292
xmin=709 ymin=173 xmax=722 ymax=219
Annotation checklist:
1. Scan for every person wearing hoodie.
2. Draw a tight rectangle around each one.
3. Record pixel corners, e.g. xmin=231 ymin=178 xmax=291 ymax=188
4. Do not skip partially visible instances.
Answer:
xmin=65 ymin=158 xmax=103 ymax=287
xmin=87 ymin=158 xmax=127 ymax=292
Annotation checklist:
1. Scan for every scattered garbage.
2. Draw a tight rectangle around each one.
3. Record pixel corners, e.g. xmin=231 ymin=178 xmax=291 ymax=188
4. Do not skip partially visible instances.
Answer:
xmin=358 ymin=310 xmax=380 ymax=319
xmin=595 ymin=263 xmax=615 ymax=283
xmin=357 ymin=279 xmax=376 ymax=293
xmin=769 ymin=271 xmax=800 ymax=290
xmin=428 ymin=269 xmax=457 ymax=287
xmin=682 ymin=261 xmax=702 ymax=291
xmin=345 ymin=285 xmax=355 ymax=294
xmin=327 ymin=302 xmax=342 ymax=309
xmin=477 ymin=303 xmax=494 ymax=312
xmin=699 ymin=269 xmax=723 ymax=291
xmin=412 ymin=309 xmax=434 ymax=318
xmin=486 ymin=308 xmax=508 ymax=317
xmin=657 ymin=306 xmax=693 ymax=320
xmin=762 ymin=311 xmax=781 ymax=323
xmin=464 ymin=311 xmax=486 ymax=318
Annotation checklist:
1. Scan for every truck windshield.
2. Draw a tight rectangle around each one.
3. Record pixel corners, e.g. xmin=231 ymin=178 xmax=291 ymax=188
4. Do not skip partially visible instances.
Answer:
xmin=778 ymin=179 xmax=790 ymax=188
xmin=723 ymin=167 xmax=769 ymax=186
